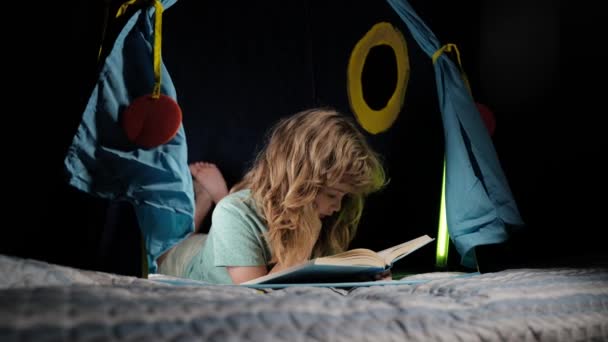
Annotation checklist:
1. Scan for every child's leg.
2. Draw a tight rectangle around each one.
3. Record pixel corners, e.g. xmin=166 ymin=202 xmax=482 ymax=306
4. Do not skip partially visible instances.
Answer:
xmin=158 ymin=162 xmax=227 ymax=266
xmin=156 ymin=162 xmax=228 ymax=265
xmin=157 ymin=233 xmax=208 ymax=277
xmin=189 ymin=163 xmax=223 ymax=233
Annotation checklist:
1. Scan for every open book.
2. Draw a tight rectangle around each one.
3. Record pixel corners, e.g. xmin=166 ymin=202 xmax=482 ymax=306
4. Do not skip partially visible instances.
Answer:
xmin=242 ymin=234 xmax=435 ymax=285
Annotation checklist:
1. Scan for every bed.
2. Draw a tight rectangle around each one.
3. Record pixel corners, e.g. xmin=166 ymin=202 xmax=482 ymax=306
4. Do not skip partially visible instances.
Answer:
xmin=2 ymin=254 xmax=607 ymax=341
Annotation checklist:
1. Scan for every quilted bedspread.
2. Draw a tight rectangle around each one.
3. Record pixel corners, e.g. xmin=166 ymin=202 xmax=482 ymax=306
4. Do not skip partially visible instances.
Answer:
xmin=1 ymin=254 xmax=607 ymax=341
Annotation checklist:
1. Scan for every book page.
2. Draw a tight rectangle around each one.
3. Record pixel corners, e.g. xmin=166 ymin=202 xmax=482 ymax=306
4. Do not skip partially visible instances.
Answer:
xmin=314 ymin=248 xmax=385 ymax=267
xmin=376 ymin=235 xmax=434 ymax=264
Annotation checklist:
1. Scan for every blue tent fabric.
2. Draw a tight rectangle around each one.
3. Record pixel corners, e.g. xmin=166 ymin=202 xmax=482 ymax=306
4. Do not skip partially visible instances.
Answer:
xmin=386 ymin=0 xmax=525 ymax=268
xmin=64 ymin=0 xmax=193 ymax=273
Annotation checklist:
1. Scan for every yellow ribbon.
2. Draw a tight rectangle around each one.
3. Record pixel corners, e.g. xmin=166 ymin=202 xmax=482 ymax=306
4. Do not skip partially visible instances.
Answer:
xmin=115 ymin=0 xmax=164 ymax=99
xmin=97 ymin=3 xmax=110 ymax=61
xmin=116 ymin=0 xmax=143 ymax=18
xmin=150 ymin=0 xmax=164 ymax=99
xmin=98 ymin=0 xmax=143 ymax=64
xmin=432 ymin=43 xmax=471 ymax=94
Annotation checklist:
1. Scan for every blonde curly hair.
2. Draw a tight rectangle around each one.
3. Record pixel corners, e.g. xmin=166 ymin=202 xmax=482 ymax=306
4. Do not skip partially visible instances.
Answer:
xmin=232 ymin=108 xmax=386 ymax=267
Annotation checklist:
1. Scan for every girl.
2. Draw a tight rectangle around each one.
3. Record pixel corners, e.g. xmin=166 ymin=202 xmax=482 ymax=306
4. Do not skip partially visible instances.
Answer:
xmin=159 ymin=107 xmax=387 ymax=284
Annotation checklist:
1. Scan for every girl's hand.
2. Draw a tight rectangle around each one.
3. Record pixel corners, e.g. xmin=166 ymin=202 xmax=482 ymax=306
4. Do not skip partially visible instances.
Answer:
xmin=226 ymin=265 xmax=269 ymax=284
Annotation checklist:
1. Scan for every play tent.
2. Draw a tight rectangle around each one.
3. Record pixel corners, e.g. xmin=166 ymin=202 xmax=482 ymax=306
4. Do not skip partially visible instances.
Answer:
xmin=64 ymin=0 xmax=524 ymax=274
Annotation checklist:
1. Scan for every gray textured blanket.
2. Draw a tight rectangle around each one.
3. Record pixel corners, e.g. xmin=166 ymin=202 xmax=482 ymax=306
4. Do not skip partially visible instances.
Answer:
xmin=1 ymin=255 xmax=607 ymax=341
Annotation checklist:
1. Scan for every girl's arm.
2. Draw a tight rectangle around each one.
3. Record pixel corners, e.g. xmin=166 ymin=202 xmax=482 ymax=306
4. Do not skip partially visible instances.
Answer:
xmin=226 ymin=262 xmax=294 ymax=284
xmin=226 ymin=266 xmax=268 ymax=284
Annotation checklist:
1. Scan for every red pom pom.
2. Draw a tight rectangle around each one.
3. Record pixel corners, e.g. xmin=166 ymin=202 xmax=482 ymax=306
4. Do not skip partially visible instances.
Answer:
xmin=122 ymin=94 xmax=182 ymax=148
xmin=475 ymin=102 xmax=496 ymax=136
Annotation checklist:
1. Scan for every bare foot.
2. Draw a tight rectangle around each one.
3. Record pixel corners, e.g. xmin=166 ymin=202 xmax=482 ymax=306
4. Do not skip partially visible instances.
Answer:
xmin=190 ymin=172 xmax=207 ymax=198
xmin=189 ymin=162 xmax=228 ymax=204
xmin=188 ymin=165 xmax=214 ymax=234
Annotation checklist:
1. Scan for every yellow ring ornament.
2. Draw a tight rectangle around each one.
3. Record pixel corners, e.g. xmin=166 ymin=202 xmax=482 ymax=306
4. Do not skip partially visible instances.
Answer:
xmin=347 ymin=22 xmax=410 ymax=134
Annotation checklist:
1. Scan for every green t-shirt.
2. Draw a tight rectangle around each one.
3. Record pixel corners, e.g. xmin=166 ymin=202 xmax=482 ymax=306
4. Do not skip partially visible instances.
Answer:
xmin=184 ymin=189 xmax=271 ymax=284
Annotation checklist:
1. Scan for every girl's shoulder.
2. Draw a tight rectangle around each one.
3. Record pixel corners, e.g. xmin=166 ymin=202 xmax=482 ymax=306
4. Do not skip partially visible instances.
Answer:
xmin=216 ymin=189 xmax=254 ymax=211
xmin=223 ymin=188 xmax=251 ymax=202
xmin=214 ymin=189 xmax=265 ymax=224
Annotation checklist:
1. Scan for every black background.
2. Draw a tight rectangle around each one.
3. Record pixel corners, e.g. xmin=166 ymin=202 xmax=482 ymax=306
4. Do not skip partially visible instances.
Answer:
xmin=5 ymin=0 xmax=605 ymax=275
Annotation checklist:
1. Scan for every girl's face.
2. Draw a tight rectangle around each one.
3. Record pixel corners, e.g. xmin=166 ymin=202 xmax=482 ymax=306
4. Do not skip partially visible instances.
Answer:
xmin=314 ymin=184 xmax=352 ymax=219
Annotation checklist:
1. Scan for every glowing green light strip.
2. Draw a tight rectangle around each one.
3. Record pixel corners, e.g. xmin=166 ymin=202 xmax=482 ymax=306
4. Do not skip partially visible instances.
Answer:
xmin=435 ymin=158 xmax=449 ymax=268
